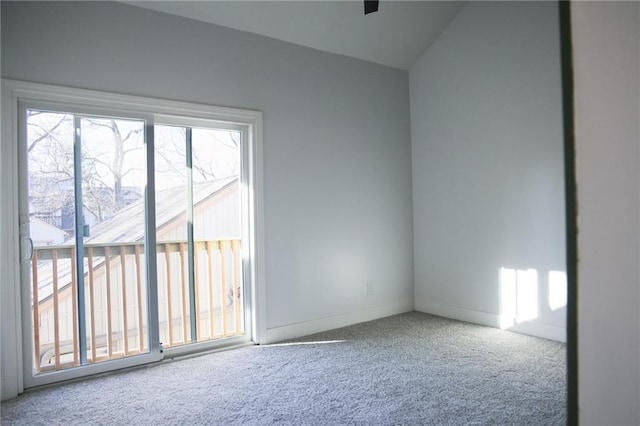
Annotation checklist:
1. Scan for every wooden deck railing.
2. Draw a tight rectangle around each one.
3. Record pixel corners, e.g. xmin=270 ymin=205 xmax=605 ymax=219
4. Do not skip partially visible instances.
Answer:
xmin=31 ymin=239 xmax=243 ymax=373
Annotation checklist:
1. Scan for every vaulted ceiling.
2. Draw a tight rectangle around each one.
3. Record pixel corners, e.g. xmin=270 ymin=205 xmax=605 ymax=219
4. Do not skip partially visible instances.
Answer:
xmin=124 ymin=1 xmax=465 ymax=70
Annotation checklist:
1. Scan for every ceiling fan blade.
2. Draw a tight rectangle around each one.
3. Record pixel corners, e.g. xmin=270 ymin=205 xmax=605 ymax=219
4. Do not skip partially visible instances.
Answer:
xmin=364 ymin=0 xmax=379 ymax=15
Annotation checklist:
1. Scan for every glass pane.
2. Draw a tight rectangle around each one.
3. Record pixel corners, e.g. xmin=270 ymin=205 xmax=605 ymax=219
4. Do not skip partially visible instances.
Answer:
xmin=26 ymin=110 xmax=76 ymax=373
xmin=154 ymin=125 xmax=191 ymax=346
xmin=80 ymin=117 xmax=148 ymax=363
xmin=155 ymin=125 xmax=244 ymax=348
xmin=191 ymin=128 xmax=243 ymax=339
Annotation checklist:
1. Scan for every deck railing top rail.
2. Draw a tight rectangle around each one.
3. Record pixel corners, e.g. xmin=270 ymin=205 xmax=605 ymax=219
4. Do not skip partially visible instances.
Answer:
xmin=34 ymin=239 xmax=240 ymax=260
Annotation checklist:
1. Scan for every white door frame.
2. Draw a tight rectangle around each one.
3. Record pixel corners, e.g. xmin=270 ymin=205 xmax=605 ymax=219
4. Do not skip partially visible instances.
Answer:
xmin=1 ymin=79 xmax=266 ymax=396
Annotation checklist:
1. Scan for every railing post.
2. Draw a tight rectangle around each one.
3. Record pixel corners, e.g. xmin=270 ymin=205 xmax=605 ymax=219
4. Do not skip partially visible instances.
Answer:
xmin=52 ymin=250 xmax=61 ymax=369
xmin=31 ymin=249 xmax=41 ymax=373
xmin=232 ymin=240 xmax=241 ymax=334
xmin=120 ymin=246 xmax=129 ymax=355
xmin=207 ymin=241 xmax=215 ymax=339
xmin=220 ymin=241 xmax=228 ymax=336
xmin=194 ymin=242 xmax=201 ymax=342
xmin=179 ymin=243 xmax=189 ymax=344
xmin=134 ymin=244 xmax=144 ymax=352
xmin=105 ymin=246 xmax=113 ymax=358
xmin=164 ymin=244 xmax=174 ymax=346
xmin=87 ymin=247 xmax=97 ymax=363
xmin=70 ymin=249 xmax=79 ymax=366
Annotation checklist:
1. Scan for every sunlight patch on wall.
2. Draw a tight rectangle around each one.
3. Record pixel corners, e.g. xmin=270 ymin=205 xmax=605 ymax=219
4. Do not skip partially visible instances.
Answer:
xmin=500 ymin=267 xmax=538 ymax=329
xmin=548 ymin=270 xmax=567 ymax=311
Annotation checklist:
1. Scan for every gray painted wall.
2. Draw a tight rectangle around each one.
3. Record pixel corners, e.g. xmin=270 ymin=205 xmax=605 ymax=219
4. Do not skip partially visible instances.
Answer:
xmin=0 ymin=0 xmax=413 ymax=392
xmin=572 ymin=2 xmax=640 ymax=424
xmin=410 ymin=2 xmax=567 ymax=340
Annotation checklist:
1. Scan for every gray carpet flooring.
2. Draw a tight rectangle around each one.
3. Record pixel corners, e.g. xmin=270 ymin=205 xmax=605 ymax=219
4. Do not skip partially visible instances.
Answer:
xmin=1 ymin=312 xmax=566 ymax=425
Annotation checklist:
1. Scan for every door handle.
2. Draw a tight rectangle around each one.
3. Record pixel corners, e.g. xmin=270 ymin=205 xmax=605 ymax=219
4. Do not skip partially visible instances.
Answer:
xmin=22 ymin=237 xmax=34 ymax=262
xmin=27 ymin=237 xmax=34 ymax=260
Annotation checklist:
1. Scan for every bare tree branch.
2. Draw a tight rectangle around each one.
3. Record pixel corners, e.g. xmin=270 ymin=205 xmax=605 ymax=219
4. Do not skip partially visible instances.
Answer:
xmin=27 ymin=115 xmax=70 ymax=153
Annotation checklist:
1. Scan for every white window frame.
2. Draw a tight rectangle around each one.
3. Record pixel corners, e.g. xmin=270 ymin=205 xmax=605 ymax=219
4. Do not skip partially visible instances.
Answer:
xmin=1 ymin=79 xmax=266 ymax=398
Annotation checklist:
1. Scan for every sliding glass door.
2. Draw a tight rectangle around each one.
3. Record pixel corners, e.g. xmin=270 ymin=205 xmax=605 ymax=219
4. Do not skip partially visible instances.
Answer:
xmin=154 ymin=124 xmax=245 ymax=351
xmin=20 ymin=107 xmax=159 ymax=386
xmin=17 ymin=94 xmax=255 ymax=388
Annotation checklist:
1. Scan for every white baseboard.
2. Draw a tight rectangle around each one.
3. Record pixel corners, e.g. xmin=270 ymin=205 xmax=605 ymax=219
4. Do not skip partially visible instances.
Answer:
xmin=504 ymin=320 xmax=566 ymax=342
xmin=415 ymin=298 xmax=566 ymax=343
xmin=264 ymin=299 xmax=414 ymax=344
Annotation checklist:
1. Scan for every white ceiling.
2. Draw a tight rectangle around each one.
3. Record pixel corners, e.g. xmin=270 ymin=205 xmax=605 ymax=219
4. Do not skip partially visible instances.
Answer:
xmin=124 ymin=1 xmax=465 ymax=70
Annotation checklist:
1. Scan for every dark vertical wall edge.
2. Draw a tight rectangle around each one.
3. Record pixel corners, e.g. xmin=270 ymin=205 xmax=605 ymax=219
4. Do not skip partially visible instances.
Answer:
xmin=558 ymin=1 xmax=578 ymax=425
